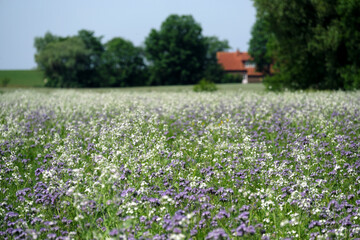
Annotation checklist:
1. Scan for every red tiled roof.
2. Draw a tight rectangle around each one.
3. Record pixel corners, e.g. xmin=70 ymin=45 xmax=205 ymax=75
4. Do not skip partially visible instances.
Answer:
xmin=246 ymin=67 xmax=263 ymax=76
xmin=216 ymin=51 xmax=263 ymax=76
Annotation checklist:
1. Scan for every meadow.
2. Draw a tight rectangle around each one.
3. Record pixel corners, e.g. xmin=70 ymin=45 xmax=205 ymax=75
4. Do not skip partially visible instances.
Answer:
xmin=0 ymin=88 xmax=359 ymax=239
xmin=0 ymin=70 xmax=44 ymax=88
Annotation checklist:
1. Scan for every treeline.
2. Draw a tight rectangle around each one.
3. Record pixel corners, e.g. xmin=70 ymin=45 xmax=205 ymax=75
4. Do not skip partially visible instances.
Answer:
xmin=249 ymin=0 xmax=360 ymax=90
xmin=34 ymin=14 xmax=234 ymax=88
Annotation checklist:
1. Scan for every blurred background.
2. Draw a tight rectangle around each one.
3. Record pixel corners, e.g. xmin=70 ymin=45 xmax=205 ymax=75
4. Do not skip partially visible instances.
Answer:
xmin=0 ymin=0 xmax=255 ymax=70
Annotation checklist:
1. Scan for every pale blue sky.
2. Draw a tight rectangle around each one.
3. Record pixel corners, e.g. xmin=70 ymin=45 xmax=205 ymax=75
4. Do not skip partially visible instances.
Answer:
xmin=0 ymin=0 xmax=256 ymax=70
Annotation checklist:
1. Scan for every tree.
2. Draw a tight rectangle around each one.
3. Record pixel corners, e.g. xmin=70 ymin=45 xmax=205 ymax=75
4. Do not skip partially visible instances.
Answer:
xmin=145 ymin=14 xmax=207 ymax=85
xmin=35 ymin=37 xmax=91 ymax=88
xmin=248 ymin=16 xmax=273 ymax=75
xmin=34 ymin=32 xmax=61 ymax=53
xmin=75 ymin=30 xmax=104 ymax=87
xmin=203 ymin=36 xmax=230 ymax=83
xmin=100 ymin=37 xmax=147 ymax=87
xmin=34 ymin=30 xmax=104 ymax=87
xmin=252 ymin=0 xmax=360 ymax=90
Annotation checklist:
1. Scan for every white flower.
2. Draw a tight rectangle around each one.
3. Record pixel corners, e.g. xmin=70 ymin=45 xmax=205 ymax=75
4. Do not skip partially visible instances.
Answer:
xmin=169 ymin=233 xmax=185 ymax=240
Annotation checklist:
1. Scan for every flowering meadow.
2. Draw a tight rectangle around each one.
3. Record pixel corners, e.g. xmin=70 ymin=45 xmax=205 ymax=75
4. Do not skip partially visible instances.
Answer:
xmin=0 ymin=89 xmax=359 ymax=239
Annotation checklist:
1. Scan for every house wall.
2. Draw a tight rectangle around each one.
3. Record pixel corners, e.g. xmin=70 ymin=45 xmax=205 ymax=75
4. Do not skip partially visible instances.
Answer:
xmin=248 ymin=76 xmax=263 ymax=83
xmin=225 ymin=71 xmax=263 ymax=84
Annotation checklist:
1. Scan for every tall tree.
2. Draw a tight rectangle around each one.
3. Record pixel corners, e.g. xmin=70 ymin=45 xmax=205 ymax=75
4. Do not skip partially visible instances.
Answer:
xmin=34 ymin=30 xmax=105 ymax=87
xmin=101 ymin=37 xmax=147 ymax=87
xmin=35 ymin=37 xmax=91 ymax=88
xmin=76 ymin=30 xmax=104 ymax=87
xmin=203 ymin=36 xmax=230 ymax=83
xmin=248 ymin=17 xmax=273 ymax=75
xmin=34 ymin=32 xmax=61 ymax=53
xmin=252 ymin=0 xmax=360 ymax=90
xmin=145 ymin=14 xmax=207 ymax=85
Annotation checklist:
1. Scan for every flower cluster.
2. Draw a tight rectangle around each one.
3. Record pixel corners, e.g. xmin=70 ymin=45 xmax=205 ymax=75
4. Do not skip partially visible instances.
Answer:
xmin=0 ymin=89 xmax=359 ymax=239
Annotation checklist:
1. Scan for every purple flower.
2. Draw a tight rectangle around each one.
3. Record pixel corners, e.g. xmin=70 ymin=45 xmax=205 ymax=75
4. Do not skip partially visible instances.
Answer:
xmin=109 ymin=229 xmax=119 ymax=236
xmin=96 ymin=218 xmax=104 ymax=224
xmin=4 ymin=212 xmax=19 ymax=221
xmin=215 ymin=187 xmax=225 ymax=195
xmin=309 ymin=220 xmax=322 ymax=229
xmin=234 ymin=223 xmax=256 ymax=236
xmin=214 ymin=209 xmax=230 ymax=220
xmin=211 ymin=220 xmax=218 ymax=227
xmin=140 ymin=216 xmax=147 ymax=222
xmin=205 ymin=228 xmax=229 ymax=240
xmin=198 ymin=219 xmax=206 ymax=229
xmin=35 ymin=168 xmax=43 ymax=176
xmin=236 ymin=211 xmax=249 ymax=221
xmin=11 ymin=228 xmax=23 ymax=235
xmin=202 ymin=211 xmax=211 ymax=219
xmin=190 ymin=228 xmax=198 ymax=236
xmin=47 ymin=233 xmax=57 ymax=239
xmin=239 ymin=205 xmax=251 ymax=212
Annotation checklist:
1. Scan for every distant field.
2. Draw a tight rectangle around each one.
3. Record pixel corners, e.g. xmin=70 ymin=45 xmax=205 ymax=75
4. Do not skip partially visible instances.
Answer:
xmin=0 ymin=70 xmax=44 ymax=87
xmin=91 ymin=83 xmax=265 ymax=93
xmin=0 ymin=70 xmax=265 ymax=91
xmin=0 ymin=83 xmax=265 ymax=93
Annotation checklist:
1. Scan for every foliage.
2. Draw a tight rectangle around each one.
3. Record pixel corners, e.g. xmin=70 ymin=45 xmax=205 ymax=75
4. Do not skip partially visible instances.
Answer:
xmin=100 ymin=37 xmax=147 ymax=87
xmin=34 ymin=15 xmax=232 ymax=88
xmin=35 ymin=36 xmax=92 ymax=88
xmin=203 ymin=36 xmax=230 ymax=83
xmin=338 ymin=65 xmax=360 ymax=90
xmin=145 ymin=15 xmax=207 ymax=85
xmin=76 ymin=30 xmax=105 ymax=86
xmin=35 ymin=30 xmax=105 ymax=88
xmin=222 ymin=74 xmax=243 ymax=84
xmin=252 ymin=0 xmax=360 ymax=90
xmin=248 ymin=16 xmax=273 ymax=75
xmin=34 ymin=32 xmax=61 ymax=53
xmin=193 ymin=78 xmax=218 ymax=92
xmin=1 ymin=77 xmax=10 ymax=87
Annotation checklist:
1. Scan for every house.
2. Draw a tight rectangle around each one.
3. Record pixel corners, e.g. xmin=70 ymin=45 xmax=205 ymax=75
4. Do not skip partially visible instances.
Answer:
xmin=216 ymin=50 xmax=263 ymax=83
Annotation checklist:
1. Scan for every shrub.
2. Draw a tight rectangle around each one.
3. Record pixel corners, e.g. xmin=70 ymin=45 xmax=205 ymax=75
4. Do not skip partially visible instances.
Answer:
xmin=338 ymin=65 xmax=360 ymax=90
xmin=222 ymin=74 xmax=243 ymax=83
xmin=1 ymin=78 xmax=10 ymax=87
xmin=193 ymin=78 xmax=217 ymax=92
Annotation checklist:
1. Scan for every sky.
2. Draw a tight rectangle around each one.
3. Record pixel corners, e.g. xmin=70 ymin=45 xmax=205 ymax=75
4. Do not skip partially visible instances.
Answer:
xmin=0 ymin=0 xmax=256 ymax=70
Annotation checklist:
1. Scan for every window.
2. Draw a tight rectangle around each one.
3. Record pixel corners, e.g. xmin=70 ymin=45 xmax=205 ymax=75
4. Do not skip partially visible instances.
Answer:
xmin=244 ymin=61 xmax=256 ymax=68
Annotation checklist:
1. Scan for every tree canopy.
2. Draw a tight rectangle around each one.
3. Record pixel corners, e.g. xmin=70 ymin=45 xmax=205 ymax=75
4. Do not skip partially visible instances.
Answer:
xmin=35 ymin=30 xmax=105 ymax=87
xmin=145 ymin=15 xmax=207 ymax=85
xmin=76 ymin=30 xmax=105 ymax=86
xmin=34 ymin=15 xmax=232 ymax=88
xmin=100 ymin=37 xmax=147 ymax=87
xmin=248 ymin=16 xmax=273 ymax=75
xmin=35 ymin=30 xmax=147 ymax=88
xmin=251 ymin=0 xmax=360 ymax=90
xmin=203 ymin=36 xmax=230 ymax=83
xmin=35 ymin=36 xmax=91 ymax=88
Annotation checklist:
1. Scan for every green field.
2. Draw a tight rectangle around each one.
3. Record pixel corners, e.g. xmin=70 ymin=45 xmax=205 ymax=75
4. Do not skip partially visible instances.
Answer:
xmin=96 ymin=83 xmax=265 ymax=93
xmin=0 ymin=70 xmax=265 ymax=92
xmin=0 ymin=70 xmax=44 ymax=87
xmin=0 ymin=82 xmax=265 ymax=94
